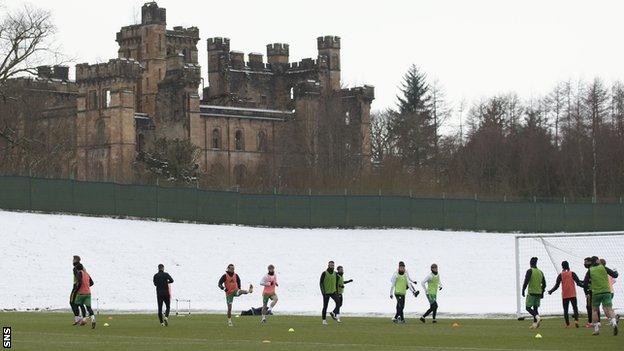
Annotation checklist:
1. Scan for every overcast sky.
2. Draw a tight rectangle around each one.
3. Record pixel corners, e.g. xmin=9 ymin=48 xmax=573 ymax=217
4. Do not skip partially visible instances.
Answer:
xmin=5 ymin=0 xmax=624 ymax=131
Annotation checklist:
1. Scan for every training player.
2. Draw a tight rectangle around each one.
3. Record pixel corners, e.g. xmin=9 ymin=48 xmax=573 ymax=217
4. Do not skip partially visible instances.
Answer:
xmin=599 ymin=258 xmax=617 ymax=298
xmin=70 ymin=255 xmax=84 ymax=325
xmin=583 ymin=257 xmax=595 ymax=327
xmin=329 ymin=265 xmax=353 ymax=323
xmin=548 ymin=261 xmax=583 ymax=328
xmin=521 ymin=257 xmax=546 ymax=329
xmin=420 ymin=263 xmax=443 ymax=324
xmin=584 ymin=256 xmax=619 ymax=336
xmin=153 ymin=264 xmax=174 ymax=326
xmin=390 ymin=261 xmax=418 ymax=324
xmin=320 ymin=261 xmax=340 ymax=325
xmin=259 ymin=264 xmax=278 ymax=323
xmin=218 ymin=264 xmax=253 ymax=326
xmin=73 ymin=263 xmax=96 ymax=329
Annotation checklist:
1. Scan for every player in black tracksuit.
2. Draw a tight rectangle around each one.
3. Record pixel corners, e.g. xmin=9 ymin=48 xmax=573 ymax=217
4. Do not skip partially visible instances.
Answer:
xmin=153 ymin=264 xmax=174 ymax=326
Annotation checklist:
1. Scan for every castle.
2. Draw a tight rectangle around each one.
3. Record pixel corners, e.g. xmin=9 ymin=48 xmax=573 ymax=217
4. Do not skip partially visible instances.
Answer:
xmin=3 ymin=2 xmax=374 ymax=186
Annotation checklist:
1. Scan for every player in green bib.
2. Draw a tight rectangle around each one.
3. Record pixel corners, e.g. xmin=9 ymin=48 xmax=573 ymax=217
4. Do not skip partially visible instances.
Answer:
xmin=329 ymin=265 xmax=353 ymax=323
xmin=420 ymin=263 xmax=443 ymax=324
xmin=390 ymin=261 xmax=418 ymax=323
xmin=320 ymin=261 xmax=340 ymax=325
xmin=583 ymin=256 xmax=619 ymax=336
xmin=521 ymin=257 xmax=546 ymax=329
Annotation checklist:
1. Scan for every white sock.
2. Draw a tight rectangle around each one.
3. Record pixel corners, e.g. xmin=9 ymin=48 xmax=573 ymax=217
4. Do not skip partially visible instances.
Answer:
xmin=91 ymin=315 xmax=96 ymax=322
xmin=594 ymin=322 xmax=601 ymax=331
xmin=74 ymin=316 xmax=80 ymax=323
xmin=611 ymin=318 xmax=617 ymax=327
xmin=228 ymin=318 xmax=232 ymax=322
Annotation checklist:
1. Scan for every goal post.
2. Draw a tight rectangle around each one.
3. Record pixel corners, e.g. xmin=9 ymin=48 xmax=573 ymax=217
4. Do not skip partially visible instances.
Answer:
xmin=515 ymin=232 xmax=624 ymax=319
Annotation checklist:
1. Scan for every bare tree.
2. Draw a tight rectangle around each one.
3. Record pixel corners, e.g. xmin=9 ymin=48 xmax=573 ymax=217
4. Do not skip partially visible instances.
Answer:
xmin=0 ymin=5 xmax=56 ymax=94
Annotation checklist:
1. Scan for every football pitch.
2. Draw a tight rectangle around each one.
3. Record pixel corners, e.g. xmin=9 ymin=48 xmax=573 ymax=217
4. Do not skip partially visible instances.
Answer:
xmin=2 ymin=313 xmax=620 ymax=350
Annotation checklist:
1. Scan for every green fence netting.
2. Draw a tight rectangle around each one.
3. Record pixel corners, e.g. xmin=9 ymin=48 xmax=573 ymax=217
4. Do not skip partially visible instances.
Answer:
xmin=0 ymin=176 xmax=622 ymax=233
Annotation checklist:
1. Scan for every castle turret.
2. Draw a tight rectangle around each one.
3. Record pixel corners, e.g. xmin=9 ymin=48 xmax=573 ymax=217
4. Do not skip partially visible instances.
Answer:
xmin=266 ymin=43 xmax=289 ymax=65
xmin=207 ymin=37 xmax=230 ymax=98
xmin=141 ymin=2 xmax=166 ymax=25
xmin=317 ymin=35 xmax=341 ymax=92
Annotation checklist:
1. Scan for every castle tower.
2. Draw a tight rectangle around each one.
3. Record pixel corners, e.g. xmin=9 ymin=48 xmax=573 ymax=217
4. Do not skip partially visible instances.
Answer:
xmin=206 ymin=37 xmax=230 ymax=99
xmin=116 ymin=2 xmax=167 ymax=117
xmin=317 ymin=35 xmax=341 ymax=92
xmin=75 ymin=59 xmax=143 ymax=183
xmin=266 ymin=43 xmax=289 ymax=65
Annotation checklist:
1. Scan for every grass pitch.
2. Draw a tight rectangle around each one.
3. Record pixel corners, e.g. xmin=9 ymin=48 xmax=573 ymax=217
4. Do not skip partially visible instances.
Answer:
xmin=2 ymin=312 xmax=620 ymax=350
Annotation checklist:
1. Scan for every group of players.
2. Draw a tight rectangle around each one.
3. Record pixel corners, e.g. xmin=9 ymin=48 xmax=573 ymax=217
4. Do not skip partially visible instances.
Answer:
xmin=521 ymin=256 xmax=619 ymax=336
xmin=69 ymin=254 xmax=618 ymax=337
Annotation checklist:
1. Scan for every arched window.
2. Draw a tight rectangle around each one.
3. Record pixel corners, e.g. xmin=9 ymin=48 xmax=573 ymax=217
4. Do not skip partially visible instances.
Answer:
xmin=345 ymin=111 xmax=350 ymax=125
xmin=93 ymin=162 xmax=104 ymax=181
xmin=95 ymin=119 xmax=106 ymax=145
xmin=257 ymin=131 xmax=268 ymax=152
xmin=233 ymin=165 xmax=247 ymax=186
xmin=234 ymin=130 xmax=244 ymax=151
xmin=212 ymin=128 xmax=221 ymax=149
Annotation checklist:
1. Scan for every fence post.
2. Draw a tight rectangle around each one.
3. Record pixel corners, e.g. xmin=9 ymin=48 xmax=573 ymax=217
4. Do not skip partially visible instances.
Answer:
xmin=563 ymin=196 xmax=567 ymax=232
xmin=308 ymin=188 xmax=312 ymax=227
xmin=113 ymin=182 xmax=117 ymax=217
xmin=378 ymin=189 xmax=382 ymax=227
xmin=235 ymin=186 xmax=240 ymax=224
xmin=344 ymin=188 xmax=349 ymax=227
xmin=155 ymin=178 xmax=160 ymax=221
xmin=28 ymin=176 xmax=33 ymax=210
xmin=71 ymin=178 xmax=76 ymax=212
xmin=273 ymin=187 xmax=277 ymax=226
xmin=592 ymin=196 xmax=596 ymax=231
xmin=442 ymin=193 xmax=447 ymax=230
xmin=533 ymin=196 xmax=538 ymax=233
xmin=474 ymin=193 xmax=479 ymax=231
xmin=620 ymin=197 xmax=623 ymax=231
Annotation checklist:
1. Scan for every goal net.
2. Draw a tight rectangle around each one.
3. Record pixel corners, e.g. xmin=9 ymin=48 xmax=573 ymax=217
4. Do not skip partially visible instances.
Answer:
xmin=515 ymin=232 xmax=623 ymax=318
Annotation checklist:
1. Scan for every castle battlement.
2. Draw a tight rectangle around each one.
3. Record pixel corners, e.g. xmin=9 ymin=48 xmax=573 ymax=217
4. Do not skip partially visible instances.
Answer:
xmin=142 ymin=2 xmax=166 ymax=25
xmin=76 ymin=58 xmax=143 ymax=84
xmin=266 ymin=43 xmax=289 ymax=57
xmin=207 ymin=37 xmax=230 ymax=52
xmin=168 ymin=26 xmax=200 ymax=40
xmin=341 ymin=85 xmax=375 ymax=101
xmin=317 ymin=35 xmax=341 ymax=50
xmin=288 ymin=58 xmax=317 ymax=71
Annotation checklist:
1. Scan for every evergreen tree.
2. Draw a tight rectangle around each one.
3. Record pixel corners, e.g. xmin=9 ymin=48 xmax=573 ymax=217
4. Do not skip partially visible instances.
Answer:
xmin=389 ymin=65 xmax=436 ymax=171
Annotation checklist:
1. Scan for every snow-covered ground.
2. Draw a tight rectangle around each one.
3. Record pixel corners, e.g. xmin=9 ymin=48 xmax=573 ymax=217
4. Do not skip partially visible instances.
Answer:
xmin=0 ymin=210 xmax=526 ymax=316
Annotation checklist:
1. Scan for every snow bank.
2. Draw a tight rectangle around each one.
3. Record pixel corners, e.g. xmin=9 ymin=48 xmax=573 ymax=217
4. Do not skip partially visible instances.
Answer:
xmin=0 ymin=210 xmax=517 ymax=316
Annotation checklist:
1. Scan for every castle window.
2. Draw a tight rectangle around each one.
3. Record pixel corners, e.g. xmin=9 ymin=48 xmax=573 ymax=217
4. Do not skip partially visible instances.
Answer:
xmin=182 ymin=49 xmax=188 ymax=61
xmin=95 ymin=119 xmax=106 ymax=145
xmin=212 ymin=128 xmax=221 ymax=149
xmin=257 ymin=131 xmax=268 ymax=152
xmin=345 ymin=111 xmax=350 ymax=125
xmin=290 ymin=87 xmax=294 ymax=100
xmin=234 ymin=130 xmax=244 ymax=151
xmin=136 ymin=133 xmax=145 ymax=153
xmin=102 ymin=89 xmax=111 ymax=108
xmin=88 ymin=90 xmax=98 ymax=110
xmin=158 ymin=35 xmax=162 ymax=52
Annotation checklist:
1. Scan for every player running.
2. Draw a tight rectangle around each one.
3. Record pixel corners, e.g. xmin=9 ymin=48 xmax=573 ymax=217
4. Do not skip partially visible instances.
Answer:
xmin=420 ymin=263 xmax=442 ymax=324
xmin=521 ymin=257 xmax=546 ymax=329
xmin=153 ymin=264 xmax=174 ymax=326
xmin=329 ymin=265 xmax=353 ymax=323
xmin=218 ymin=264 xmax=253 ymax=326
xmin=73 ymin=263 xmax=96 ymax=329
xmin=390 ymin=261 xmax=418 ymax=324
xmin=600 ymin=258 xmax=617 ymax=299
xmin=259 ymin=264 xmax=278 ymax=323
xmin=320 ymin=261 xmax=340 ymax=325
xmin=584 ymin=256 xmax=619 ymax=336
xmin=548 ymin=260 xmax=583 ymax=328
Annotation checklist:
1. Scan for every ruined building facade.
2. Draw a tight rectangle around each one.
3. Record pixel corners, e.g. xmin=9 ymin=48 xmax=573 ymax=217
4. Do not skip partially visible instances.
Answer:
xmin=4 ymin=2 xmax=374 ymax=186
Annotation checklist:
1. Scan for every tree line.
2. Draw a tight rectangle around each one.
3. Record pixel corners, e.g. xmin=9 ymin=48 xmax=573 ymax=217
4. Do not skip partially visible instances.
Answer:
xmin=370 ymin=65 xmax=624 ymax=200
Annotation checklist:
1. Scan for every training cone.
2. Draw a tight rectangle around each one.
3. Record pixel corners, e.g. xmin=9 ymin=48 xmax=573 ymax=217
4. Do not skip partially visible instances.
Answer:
xmin=534 ymin=333 xmax=542 ymax=339
xmin=262 ymin=340 xmax=271 ymax=343
xmin=103 ymin=323 xmax=110 ymax=327
xmin=107 ymin=316 xmax=113 ymax=320
xmin=235 ymin=315 xmax=240 ymax=318
xmin=288 ymin=328 xmax=295 ymax=332
xmin=452 ymin=322 xmax=460 ymax=328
